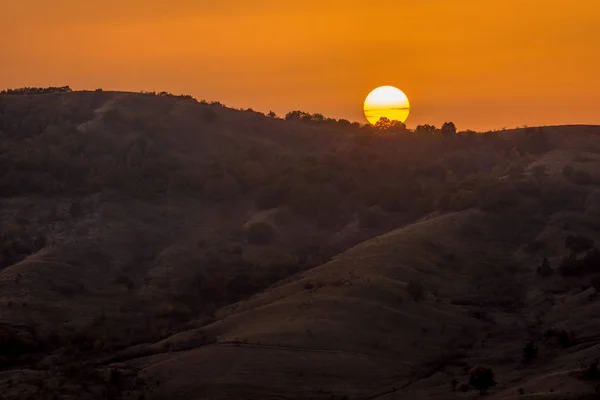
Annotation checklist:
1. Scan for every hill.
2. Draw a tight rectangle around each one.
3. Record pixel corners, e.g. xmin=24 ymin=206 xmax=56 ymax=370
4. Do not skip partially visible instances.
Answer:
xmin=1 ymin=90 xmax=600 ymax=399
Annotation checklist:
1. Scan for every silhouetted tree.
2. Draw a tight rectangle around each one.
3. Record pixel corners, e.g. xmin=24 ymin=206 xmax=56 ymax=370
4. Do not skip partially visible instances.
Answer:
xmin=374 ymin=117 xmax=407 ymax=132
xmin=415 ymin=124 xmax=437 ymax=133
xmin=285 ymin=110 xmax=312 ymax=121
xmin=469 ymin=366 xmax=496 ymax=395
xmin=267 ymin=111 xmax=277 ymax=118
xmin=312 ymin=113 xmax=325 ymax=123
xmin=441 ymin=122 xmax=457 ymax=137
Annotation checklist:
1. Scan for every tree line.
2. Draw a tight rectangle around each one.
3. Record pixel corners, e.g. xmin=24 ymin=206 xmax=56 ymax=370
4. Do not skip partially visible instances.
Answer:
xmin=0 ymin=86 xmax=72 ymax=95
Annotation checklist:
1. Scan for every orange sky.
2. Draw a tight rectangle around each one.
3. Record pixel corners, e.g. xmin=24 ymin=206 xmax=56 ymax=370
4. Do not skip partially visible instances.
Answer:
xmin=2 ymin=0 xmax=599 ymax=130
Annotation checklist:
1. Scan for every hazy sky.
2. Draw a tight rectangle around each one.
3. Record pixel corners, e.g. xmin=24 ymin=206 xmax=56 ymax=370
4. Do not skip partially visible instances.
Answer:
xmin=2 ymin=0 xmax=599 ymax=130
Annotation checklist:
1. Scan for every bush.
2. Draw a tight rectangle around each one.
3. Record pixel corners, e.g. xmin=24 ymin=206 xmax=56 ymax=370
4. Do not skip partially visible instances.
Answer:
xmin=559 ymin=253 xmax=582 ymax=277
xmin=537 ymin=258 xmax=553 ymax=277
xmin=154 ymin=302 xmax=191 ymax=320
xmin=523 ymin=341 xmax=538 ymax=363
xmin=406 ymin=280 xmax=425 ymax=302
xmin=531 ymin=165 xmax=548 ymax=181
xmin=581 ymin=360 xmax=600 ymax=381
xmin=479 ymin=181 xmax=520 ymax=212
xmin=469 ymin=366 xmax=496 ymax=395
xmin=540 ymin=179 xmax=587 ymax=212
xmin=563 ymin=165 xmax=595 ymax=185
xmin=246 ymin=222 xmax=276 ymax=245
xmin=565 ymin=234 xmax=594 ymax=253
xmin=556 ymin=330 xmax=577 ymax=348
xmin=581 ymin=248 xmax=600 ymax=273
xmin=559 ymin=249 xmax=600 ymax=276
xmin=513 ymin=177 xmax=541 ymax=197
xmin=114 ymin=275 xmax=134 ymax=291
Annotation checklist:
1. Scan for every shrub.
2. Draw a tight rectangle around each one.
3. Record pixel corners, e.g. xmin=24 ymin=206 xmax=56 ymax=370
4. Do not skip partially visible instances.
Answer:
xmin=559 ymin=256 xmax=581 ymax=277
xmin=469 ymin=366 xmax=497 ymax=395
xmin=563 ymin=165 xmax=595 ymax=185
xmin=556 ymin=330 xmax=576 ymax=348
xmin=565 ymin=234 xmax=594 ymax=253
xmin=523 ymin=341 xmax=538 ymax=363
xmin=450 ymin=378 xmax=458 ymax=392
xmin=154 ymin=302 xmax=191 ymax=320
xmin=537 ymin=258 xmax=554 ymax=277
xmin=581 ymin=360 xmax=600 ymax=381
xmin=540 ymin=179 xmax=587 ymax=212
xmin=246 ymin=222 xmax=276 ymax=245
xmin=581 ymin=248 xmax=600 ymax=273
xmin=479 ymin=181 xmax=520 ymax=212
xmin=114 ymin=275 xmax=134 ymax=291
xmin=531 ymin=165 xmax=548 ymax=181
xmin=560 ymin=249 xmax=600 ymax=276
xmin=513 ymin=177 xmax=541 ymax=197
xmin=406 ymin=280 xmax=425 ymax=302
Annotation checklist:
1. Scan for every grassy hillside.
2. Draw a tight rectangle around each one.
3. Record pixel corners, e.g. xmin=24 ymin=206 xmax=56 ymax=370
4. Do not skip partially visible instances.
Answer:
xmin=1 ymin=90 xmax=600 ymax=399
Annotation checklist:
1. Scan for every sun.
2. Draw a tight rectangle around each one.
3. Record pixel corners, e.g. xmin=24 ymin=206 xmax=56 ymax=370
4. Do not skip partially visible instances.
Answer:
xmin=364 ymin=86 xmax=410 ymax=125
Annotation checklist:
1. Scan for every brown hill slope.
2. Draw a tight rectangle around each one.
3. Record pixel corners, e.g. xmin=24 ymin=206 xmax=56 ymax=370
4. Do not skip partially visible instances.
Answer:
xmin=132 ymin=206 xmax=600 ymax=400
xmin=130 ymin=210 xmax=520 ymax=399
xmin=2 ymin=90 xmax=600 ymax=399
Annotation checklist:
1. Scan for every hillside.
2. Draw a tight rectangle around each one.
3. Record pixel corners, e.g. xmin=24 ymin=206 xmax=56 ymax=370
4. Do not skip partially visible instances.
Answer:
xmin=2 ymin=90 xmax=600 ymax=399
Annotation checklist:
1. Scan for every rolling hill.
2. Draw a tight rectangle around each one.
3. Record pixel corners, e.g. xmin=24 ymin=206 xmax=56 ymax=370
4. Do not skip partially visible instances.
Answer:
xmin=1 ymin=90 xmax=600 ymax=399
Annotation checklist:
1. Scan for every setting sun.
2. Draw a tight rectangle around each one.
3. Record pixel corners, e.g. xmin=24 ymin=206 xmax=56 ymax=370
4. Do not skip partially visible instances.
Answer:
xmin=364 ymin=86 xmax=411 ymax=125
